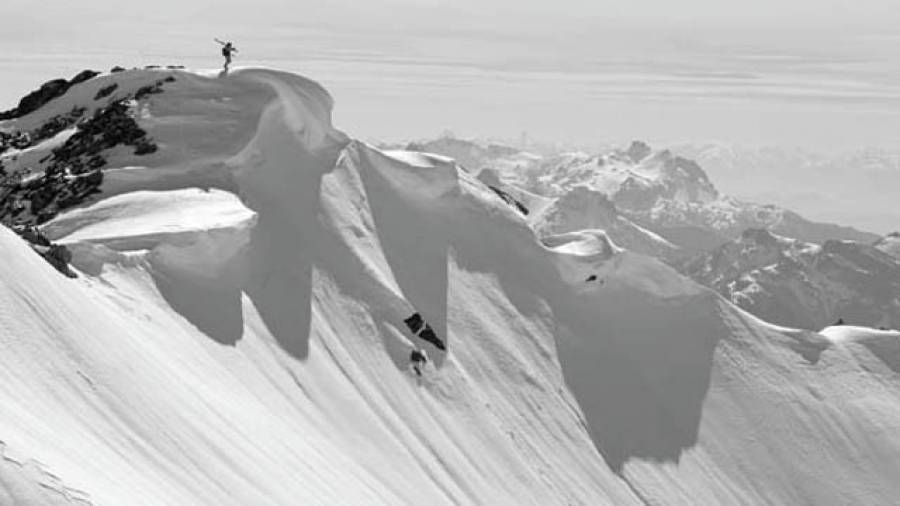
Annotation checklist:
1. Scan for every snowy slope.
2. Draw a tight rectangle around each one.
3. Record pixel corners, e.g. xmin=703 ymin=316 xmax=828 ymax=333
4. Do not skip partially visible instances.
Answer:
xmin=680 ymin=228 xmax=900 ymax=330
xmin=1 ymin=67 xmax=900 ymax=505
xmin=0 ymin=67 xmax=634 ymax=506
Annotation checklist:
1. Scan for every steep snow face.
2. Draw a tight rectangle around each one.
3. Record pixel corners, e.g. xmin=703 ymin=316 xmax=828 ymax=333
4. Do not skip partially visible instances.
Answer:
xmin=3 ymin=68 xmax=900 ymax=506
xmin=0 ymin=68 xmax=637 ymax=505
xmin=680 ymin=229 xmax=900 ymax=330
xmin=875 ymin=232 xmax=900 ymax=259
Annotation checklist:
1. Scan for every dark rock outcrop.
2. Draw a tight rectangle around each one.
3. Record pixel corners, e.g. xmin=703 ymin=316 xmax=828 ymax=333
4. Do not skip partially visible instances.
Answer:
xmin=1 ymin=74 xmax=175 ymax=228
xmin=31 ymin=107 xmax=86 ymax=143
xmin=135 ymin=82 xmax=165 ymax=100
xmin=0 ymin=70 xmax=99 ymax=120
xmin=488 ymin=186 xmax=529 ymax=216
xmin=94 ymin=83 xmax=119 ymax=101
xmin=403 ymin=312 xmax=445 ymax=350
xmin=8 ymin=224 xmax=75 ymax=277
xmin=625 ymin=140 xmax=652 ymax=163
xmin=0 ymin=79 xmax=68 ymax=120
xmin=404 ymin=313 xmax=425 ymax=334
xmin=69 ymin=70 xmax=100 ymax=86
xmin=42 ymin=243 xmax=76 ymax=277
xmin=0 ymin=130 xmax=32 ymax=155
xmin=417 ymin=324 xmax=445 ymax=351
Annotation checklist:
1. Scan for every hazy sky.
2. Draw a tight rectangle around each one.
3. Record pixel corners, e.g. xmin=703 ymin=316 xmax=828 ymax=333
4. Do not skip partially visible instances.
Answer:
xmin=2 ymin=0 xmax=899 ymax=150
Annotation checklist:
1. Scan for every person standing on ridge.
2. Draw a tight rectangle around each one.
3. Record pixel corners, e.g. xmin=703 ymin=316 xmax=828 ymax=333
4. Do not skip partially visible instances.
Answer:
xmin=410 ymin=348 xmax=428 ymax=377
xmin=215 ymin=39 xmax=238 ymax=72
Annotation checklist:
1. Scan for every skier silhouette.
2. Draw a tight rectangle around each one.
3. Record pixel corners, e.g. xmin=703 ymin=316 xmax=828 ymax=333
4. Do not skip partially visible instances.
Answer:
xmin=215 ymin=38 xmax=238 ymax=72
xmin=410 ymin=348 xmax=428 ymax=377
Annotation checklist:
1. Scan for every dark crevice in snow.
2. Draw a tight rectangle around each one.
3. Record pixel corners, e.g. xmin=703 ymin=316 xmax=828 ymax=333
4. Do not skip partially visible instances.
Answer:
xmin=487 ymin=185 xmax=529 ymax=216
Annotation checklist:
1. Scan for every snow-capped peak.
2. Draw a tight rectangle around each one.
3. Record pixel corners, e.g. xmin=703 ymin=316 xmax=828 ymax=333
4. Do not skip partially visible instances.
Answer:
xmin=533 ymin=140 xmax=719 ymax=208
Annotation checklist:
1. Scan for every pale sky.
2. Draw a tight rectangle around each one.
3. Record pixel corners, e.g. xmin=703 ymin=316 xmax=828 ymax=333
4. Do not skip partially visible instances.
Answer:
xmin=2 ymin=0 xmax=899 ymax=150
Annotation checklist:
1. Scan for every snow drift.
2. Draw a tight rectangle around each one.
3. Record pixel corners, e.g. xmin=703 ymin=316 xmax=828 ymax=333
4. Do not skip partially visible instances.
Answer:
xmin=1 ymin=67 xmax=900 ymax=505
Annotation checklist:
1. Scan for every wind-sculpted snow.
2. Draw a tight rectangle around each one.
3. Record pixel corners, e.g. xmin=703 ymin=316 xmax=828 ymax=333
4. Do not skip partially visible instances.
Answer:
xmin=820 ymin=325 xmax=900 ymax=373
xmin=2 ymin=68 xmax=900 ymax=505
xmin=533 ymin=186 xmax=680 ymax=260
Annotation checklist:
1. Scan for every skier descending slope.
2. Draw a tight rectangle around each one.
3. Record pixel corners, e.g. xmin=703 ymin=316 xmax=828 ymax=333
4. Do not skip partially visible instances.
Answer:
xmin=215 ymin=38 xmax=238 ymax=72
xmin=409 ymin=348 xmax=428 ymax=377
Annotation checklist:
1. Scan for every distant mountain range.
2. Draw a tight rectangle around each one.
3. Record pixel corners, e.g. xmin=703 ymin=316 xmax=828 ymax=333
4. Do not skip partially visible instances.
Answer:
xmin=411 ymin=137 xmax=878 ymax=254
xmin=679 ymin=229 xmax=900 ymax=330
xmin=672 ymin=142 xmax=900 ymax=236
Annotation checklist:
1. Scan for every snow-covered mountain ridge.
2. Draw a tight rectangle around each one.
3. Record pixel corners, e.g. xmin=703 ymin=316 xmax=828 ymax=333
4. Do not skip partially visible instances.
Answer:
xmin=1 ymin=67 xmax=899 ymax=505
xmin=679 ymin=228 xmax=900 ymax=330
xmin=412 ymin=138 xmax=878 ymax=252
